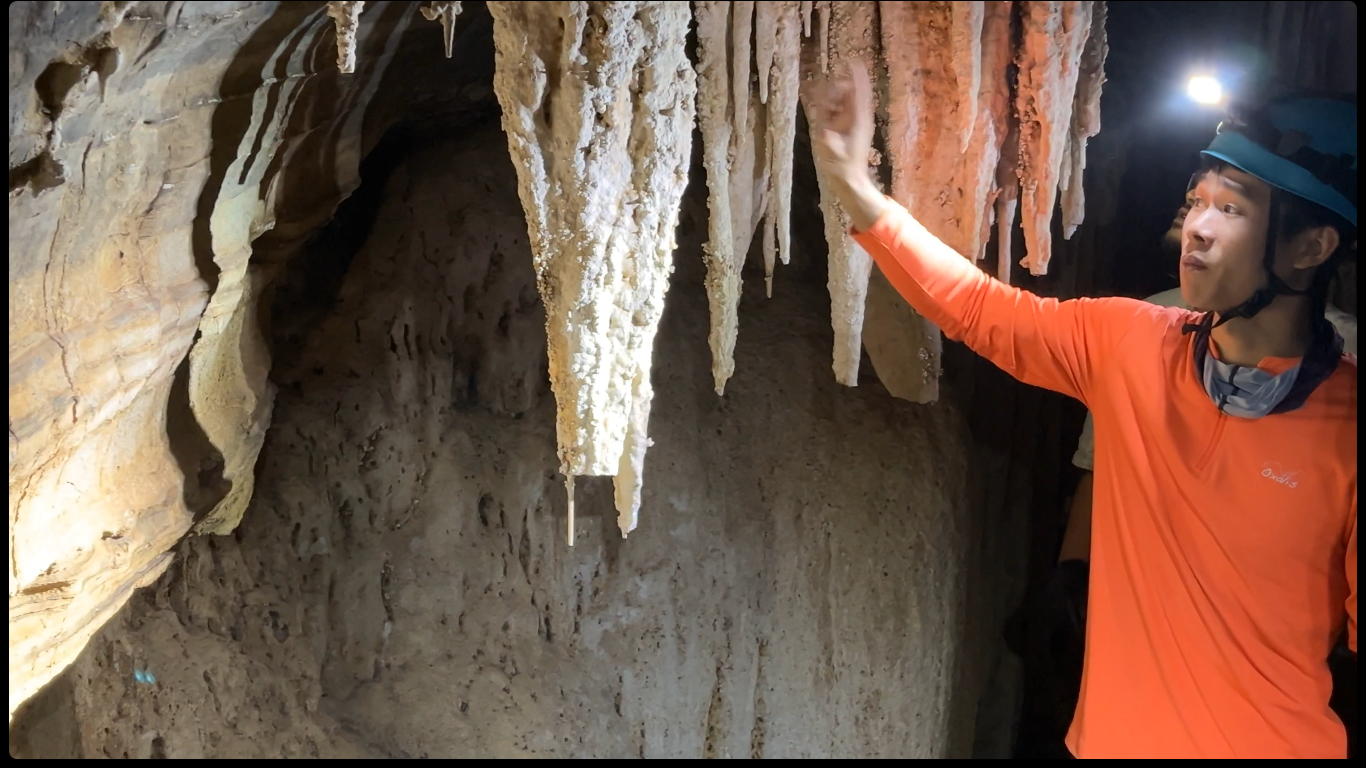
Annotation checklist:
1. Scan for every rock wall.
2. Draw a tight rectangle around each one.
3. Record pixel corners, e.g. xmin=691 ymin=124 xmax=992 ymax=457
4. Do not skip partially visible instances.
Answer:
xmin=12 ymin=125 xmax=1032 ymax=758
xmin=7 ymin=0 xmax=435 ymax=717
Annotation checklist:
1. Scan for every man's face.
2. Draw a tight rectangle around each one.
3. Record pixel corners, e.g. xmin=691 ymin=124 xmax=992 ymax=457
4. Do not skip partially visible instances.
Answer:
xmin=1179 ymin=166 xmax=1273 ymax=312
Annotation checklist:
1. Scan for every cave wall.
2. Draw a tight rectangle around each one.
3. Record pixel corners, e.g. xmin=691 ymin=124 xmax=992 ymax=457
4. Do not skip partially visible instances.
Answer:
xmin=7 ymin=0 xmax=434 ymax=717
xmin=13 ymin=123 xmax=1031 ymax=758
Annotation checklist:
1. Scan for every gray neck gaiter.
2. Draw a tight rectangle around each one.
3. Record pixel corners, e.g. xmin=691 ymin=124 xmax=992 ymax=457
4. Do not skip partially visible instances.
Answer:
xmin=1200 ymin=353 xmax=1301 ymax=419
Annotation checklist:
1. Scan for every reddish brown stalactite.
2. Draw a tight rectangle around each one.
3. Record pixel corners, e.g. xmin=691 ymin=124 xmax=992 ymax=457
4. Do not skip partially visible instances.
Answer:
xmin=1015 ymin=0 xmax=1095 ymax=276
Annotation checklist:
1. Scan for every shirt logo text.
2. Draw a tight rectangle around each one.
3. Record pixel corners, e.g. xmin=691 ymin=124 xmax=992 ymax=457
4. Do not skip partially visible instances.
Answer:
xmin=1261 ymin=463 xmax=1300 ymax=489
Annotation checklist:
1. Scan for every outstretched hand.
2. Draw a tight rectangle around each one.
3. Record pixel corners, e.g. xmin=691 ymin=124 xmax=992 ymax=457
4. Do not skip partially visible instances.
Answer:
xmin=809 ymin=61 xmax=887 ymax=231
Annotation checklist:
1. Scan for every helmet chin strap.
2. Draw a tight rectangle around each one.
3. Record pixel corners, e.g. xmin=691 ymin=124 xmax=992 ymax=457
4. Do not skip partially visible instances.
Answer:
xmin=1206 ymin=196 xmax=1310 ymax=328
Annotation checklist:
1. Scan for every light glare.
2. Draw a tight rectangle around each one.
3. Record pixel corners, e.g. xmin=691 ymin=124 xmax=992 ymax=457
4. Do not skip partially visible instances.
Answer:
xmin=1187 ymin=75 xmax=1223 ymax=106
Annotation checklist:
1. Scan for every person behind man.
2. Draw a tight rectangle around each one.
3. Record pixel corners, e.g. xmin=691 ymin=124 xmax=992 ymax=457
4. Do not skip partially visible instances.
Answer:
xmin=809 ymin=63 xmax=1356 ymax=758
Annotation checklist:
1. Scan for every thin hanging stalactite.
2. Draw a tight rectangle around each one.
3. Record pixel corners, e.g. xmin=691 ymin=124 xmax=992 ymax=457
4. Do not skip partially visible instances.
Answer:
xmin=420 ymin=1 xmax=463 ymax=59
xmin=803 ymin=0 xmax=880 ymax=388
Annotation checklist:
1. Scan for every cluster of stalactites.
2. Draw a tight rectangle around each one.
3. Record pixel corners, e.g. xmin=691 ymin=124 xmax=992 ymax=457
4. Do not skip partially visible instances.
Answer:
xmin=828 ymin=1 xmax=1106 ymax=404
xmin=693 ymin=1 xmax=1106 ymax=404
xmin=342 ymin=2 xmax=1105 ymax=543
xmin=328 ymin=2 xmax=466 ymax=73
xmin=694 ymin=1 xmax=812 ymax=396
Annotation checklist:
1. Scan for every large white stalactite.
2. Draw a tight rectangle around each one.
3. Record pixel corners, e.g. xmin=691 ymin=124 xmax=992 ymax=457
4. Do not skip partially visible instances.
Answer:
xmin=487 ymin=2 xmax=696 ymax=540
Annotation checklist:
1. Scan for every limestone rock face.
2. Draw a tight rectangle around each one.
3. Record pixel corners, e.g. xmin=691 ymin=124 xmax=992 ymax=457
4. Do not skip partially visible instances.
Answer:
xmin=8 ymin=0 xmax=415 ymax=719
xmin=11 ymin=126 xmax=1022 ymax=758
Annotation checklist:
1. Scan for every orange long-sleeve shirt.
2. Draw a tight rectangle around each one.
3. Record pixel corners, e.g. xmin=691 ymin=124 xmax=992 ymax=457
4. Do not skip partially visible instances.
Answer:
xmin=853 ymin=200 xmax=1357 ymax=759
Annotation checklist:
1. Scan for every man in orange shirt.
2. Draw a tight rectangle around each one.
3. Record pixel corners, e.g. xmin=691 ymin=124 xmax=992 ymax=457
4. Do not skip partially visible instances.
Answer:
xmin=1036 ymin=193 xmax=1360 ymax=758
xmin=810 ymin=64 xmax=1357 ymax=758
xmin=1064 ymin=197 xmax=1356 ymax=565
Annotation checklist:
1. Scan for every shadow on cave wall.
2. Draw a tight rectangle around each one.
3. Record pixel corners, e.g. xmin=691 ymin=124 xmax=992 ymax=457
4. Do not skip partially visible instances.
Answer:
xmin=266 ymin=120 xmax=419 ymax=366
xmin=165 ymin=3 xmax=337 ymax=527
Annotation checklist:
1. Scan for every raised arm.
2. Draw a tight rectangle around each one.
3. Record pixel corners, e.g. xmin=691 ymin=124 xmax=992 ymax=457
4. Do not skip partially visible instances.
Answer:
xmin=854 ymin=201 xmax=1118 ymax=400
xmin=810 ymin=62 xmax=1137 ymax=402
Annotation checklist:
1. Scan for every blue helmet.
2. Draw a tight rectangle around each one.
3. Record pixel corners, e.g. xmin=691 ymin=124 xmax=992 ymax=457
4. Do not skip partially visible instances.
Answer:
xmin=1201 ymin=96 xmax=1356 ymax=226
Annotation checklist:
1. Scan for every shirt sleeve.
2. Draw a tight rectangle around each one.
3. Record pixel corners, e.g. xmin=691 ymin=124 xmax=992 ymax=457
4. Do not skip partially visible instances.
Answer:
xmin=1072 ymin=413 xmax=1097 ymax=471
xmin=852 ymin=197 xmax=1149 ymax=405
